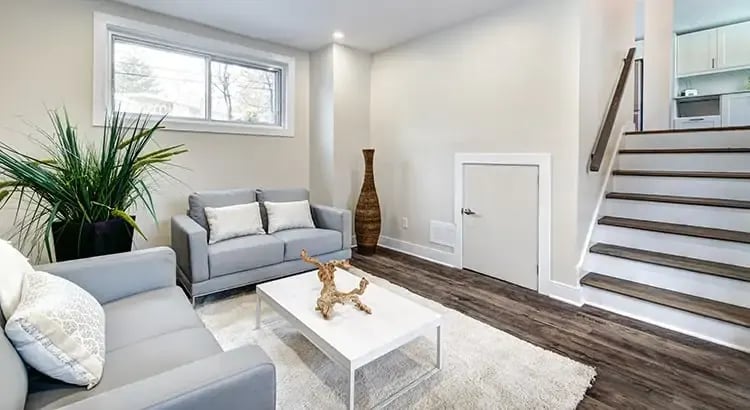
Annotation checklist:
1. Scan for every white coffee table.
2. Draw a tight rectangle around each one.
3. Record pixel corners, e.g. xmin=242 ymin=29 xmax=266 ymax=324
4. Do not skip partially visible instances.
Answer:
xmin=256 ymin=268 xmax=442 ymax=409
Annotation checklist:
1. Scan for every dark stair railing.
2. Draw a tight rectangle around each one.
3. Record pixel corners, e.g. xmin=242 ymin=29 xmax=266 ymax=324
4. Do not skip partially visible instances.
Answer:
xmin=589 ymin=47 xmax=636 ymax=172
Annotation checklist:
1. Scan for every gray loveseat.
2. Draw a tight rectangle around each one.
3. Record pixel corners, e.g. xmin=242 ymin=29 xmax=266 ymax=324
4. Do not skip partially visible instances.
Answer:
xmin=171 ymin=188 xmax=352 ymax=301
xmin=0 ymin=247 xmax=275 ymax=410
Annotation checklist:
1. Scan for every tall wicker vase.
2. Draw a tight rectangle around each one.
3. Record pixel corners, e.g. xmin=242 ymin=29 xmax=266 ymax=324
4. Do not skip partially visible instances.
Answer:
xmin=355 ymin=149 xmax=381 ymax=255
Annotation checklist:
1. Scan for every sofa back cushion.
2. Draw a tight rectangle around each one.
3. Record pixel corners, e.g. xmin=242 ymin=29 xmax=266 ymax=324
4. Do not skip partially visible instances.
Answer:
xmin=0 ymin=330 xmax=28 ymax=409
xmin=188 ymin=189 xmax=257 ymax=231
xmin=255 ymin=188 xmax=309 ymax=231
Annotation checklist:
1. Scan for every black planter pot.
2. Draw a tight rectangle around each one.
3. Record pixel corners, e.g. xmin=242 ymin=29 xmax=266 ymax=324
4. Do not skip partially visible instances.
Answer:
xmin=52 ymin=217 xmax=135 ymax=262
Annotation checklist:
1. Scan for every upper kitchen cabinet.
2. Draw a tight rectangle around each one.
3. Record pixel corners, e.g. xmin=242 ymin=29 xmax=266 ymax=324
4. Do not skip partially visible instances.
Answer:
xmin=676 ymin=29 xmax=718 ymax=76
xmin=718 ymin=21 xmax=750 ymax=69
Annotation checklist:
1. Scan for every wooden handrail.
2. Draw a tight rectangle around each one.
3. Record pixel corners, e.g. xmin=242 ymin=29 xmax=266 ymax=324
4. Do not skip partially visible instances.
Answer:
xmin=589 ymin=47 xmax=636 ymax=172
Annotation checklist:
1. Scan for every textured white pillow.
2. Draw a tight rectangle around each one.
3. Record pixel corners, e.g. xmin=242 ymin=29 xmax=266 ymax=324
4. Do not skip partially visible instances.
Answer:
xmin=204 ymin=202 xmax=265 ymax=244
xmin=265 ymin=200 xmax=315 ymax=234
xmin=0 ymin=239 xmax=34 ymax=320
xmin=5 ymin=271 xmax=105 ymax=388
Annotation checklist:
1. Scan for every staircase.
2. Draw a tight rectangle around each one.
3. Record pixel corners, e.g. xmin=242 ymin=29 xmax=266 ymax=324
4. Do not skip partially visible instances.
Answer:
xmin=581 ymin=127 xmax=750 ymax=352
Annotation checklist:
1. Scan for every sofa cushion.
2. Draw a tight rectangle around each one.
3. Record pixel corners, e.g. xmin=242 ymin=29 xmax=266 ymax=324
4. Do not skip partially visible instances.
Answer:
xmin=256 ymin=188 xmax=309 ymax=203
xmin=25 ymin=327 xmax=221 ymax=409
xmin=0 ymin=239 xmax=34 ymax=321
xmin=103 ymin=287 xmax=204 ymax=352
xmin=256 ymin=188 xmax=309 ymax=231
xmin=188 ymin=189 xmax=257 ymax=231
xmin=6 ymin=271 xmax=106 ymax=388
xmin=0 ymin=335 xmax=27 ymax=410
xmin=272 ymin=228 xmax=343 ymax=261
xmin=204 ymin=202 xmax=265 ymax=244
xmin=208 ymin=235 xmax=284 ymax=277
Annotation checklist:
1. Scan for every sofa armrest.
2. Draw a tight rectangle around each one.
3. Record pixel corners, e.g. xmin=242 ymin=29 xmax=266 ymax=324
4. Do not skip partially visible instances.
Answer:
xmin=171 ymin=215 xmax=209 ymax=283
xmin=34 ymin=247 xmax=176 ymax=304
xmin=60 ymin=345 xmax=275 ymax=410
xmin=311 ymin=204 xmax=352 ymax=249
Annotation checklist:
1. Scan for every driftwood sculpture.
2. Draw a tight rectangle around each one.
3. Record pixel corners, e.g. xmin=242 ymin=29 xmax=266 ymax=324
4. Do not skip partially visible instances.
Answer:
xmin=301 ymin=249 xmax=372 ymax=320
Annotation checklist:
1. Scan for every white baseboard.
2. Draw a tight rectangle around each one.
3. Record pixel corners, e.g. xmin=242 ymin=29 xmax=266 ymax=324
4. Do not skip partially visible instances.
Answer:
xmin=542 ymin=280 xmax=583 ymax=307
xmin=377 ymin=236 xmax=457 ymax=267
xmin=378 ymin=235 xmax=583 ymax=307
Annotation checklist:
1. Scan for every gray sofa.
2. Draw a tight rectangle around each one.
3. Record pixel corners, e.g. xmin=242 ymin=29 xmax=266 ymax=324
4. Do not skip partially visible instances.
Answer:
xmin=171 ymin=188 xmax=352 ymax=301
xmin=0 ymin=247 xmax=275 ymax=410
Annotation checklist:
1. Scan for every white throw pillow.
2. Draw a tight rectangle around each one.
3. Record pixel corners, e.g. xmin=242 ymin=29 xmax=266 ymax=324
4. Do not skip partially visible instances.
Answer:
xmin=204 ymin=202 xmax=265 ymax=244
xmin=5 ymin=271 xmax=105 ymax=388
xmin=0 ymin=239 xmax=34 ymax=320
xmin=265 ymin=200 xmax=315 ymax=234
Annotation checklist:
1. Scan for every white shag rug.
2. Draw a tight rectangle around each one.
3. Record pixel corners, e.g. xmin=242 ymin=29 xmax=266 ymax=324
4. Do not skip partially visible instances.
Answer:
xmin=196 ymin=268 xmax=596 ymax=409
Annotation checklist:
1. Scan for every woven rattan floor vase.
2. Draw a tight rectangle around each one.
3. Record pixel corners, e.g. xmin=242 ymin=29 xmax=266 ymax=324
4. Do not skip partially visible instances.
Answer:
xmin=355 ymin=149 xmax=381 ymax=255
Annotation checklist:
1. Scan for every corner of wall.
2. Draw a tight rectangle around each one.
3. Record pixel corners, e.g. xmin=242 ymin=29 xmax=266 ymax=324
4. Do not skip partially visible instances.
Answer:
xmin=575 ymin=123 xmax=628 ymax=278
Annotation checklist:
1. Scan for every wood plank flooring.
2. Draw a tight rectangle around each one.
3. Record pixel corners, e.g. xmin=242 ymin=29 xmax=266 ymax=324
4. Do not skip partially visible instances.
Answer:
xmin=351 ymin=247 xmax=750 ymax=409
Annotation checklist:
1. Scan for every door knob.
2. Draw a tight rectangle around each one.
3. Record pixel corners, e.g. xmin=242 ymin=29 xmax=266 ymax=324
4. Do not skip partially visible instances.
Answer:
xmin=462 ymin=208 xmax=476 ymax=215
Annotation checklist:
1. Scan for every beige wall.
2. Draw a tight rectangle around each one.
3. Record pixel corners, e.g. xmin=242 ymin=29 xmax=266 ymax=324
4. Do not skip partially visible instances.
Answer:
xmin=332 ymin=45 xmax=372 ymax=211
xmin=309 ymin=45 xmax=335 ymax=205
xmin=643 ymin=0 xmax=675 ymax=129
xmin=577 ymin=0 xmax=637 ymax=251
xmin=370 ymin=0 xmax=583 ymax=285
xmin=0 ymin=0 xmax=310 ymax=257
xmin=309 ymin=44 xmax=371 ymax=213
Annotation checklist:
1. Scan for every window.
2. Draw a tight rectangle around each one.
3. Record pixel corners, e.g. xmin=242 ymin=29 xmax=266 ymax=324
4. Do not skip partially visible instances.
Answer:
xmin=94 ymin=13 xmax=295 ymax=136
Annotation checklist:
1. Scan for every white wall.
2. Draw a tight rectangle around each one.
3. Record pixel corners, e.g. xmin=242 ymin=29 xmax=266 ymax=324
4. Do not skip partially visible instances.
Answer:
xmin=643 ymin=0 xmax=675 ymax=129
xmin=0 ymin=0 xmax=310 ymax=258
xmin=332 ymin=45 xmax=372 ymax=211
xmin=577 ymin=0 xmax=636 ymax=251
xmin=370 ymin=0 xmax=583 ymax=285
xmin=309 ymin=44 xmax=371 ymax=213
xmin=309 ymin=45 xmax=335 ymax=205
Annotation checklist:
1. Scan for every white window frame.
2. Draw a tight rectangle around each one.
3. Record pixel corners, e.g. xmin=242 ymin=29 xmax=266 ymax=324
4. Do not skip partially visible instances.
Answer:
xmin=93 ymin=12 xmax=296 ymax=137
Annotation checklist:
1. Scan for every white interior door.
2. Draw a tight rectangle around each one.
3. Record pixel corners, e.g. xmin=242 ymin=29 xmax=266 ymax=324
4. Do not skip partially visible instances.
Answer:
xmin=462 ymin=164 xmax=539 ymax=290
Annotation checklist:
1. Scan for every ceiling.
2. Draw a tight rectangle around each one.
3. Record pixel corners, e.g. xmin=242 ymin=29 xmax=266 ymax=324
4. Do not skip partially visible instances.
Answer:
xmin=636 ymin=0 xmax=750 ymax=39
xmin=115 ymin=0 xmax=515 ymax=52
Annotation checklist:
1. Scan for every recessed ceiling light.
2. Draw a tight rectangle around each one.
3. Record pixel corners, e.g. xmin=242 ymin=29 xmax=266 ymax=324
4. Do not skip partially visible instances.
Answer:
xmin=332 ymin=31 xmax=345 ymax=40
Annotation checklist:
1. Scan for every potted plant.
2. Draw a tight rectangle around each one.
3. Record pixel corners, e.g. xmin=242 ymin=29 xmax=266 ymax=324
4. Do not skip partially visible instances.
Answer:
xmin=0 ymin=109 xmax=187 ymax=261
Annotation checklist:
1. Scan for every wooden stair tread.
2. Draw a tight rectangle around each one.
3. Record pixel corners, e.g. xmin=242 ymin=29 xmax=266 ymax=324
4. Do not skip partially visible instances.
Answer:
xmin=589 ymin=243 xmax=750 ymax=283
xmin=619 ymin=148 xmax=750 ymax=154
xmin=613 ymin=170 xmax=750 ymax=179
xmin=625 ymin=125 xmax=750 ymax=135
xmin=598 ymin=216 xmax=750 ymax=244
xmin=581 ymin=273 xmax=750 ymax=327
xmin=605 ymin=192 xmax=750 ymax=210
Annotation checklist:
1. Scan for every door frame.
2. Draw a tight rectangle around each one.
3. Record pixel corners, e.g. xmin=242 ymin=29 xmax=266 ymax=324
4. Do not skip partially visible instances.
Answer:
xmin=454 ymin=153 xmax=552 ymax=295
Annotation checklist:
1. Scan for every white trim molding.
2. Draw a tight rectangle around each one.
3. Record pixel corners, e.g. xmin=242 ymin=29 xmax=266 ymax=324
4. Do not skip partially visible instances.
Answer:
xmin=453 ymin=153 xmax=570 ymax=303
xmin=576 ymin=124 xmax=628 ymax=278
xmin=92 ymin=12 xmax=296 ymax=137
xmin=378 ymin=236 xmax=456 ymax=268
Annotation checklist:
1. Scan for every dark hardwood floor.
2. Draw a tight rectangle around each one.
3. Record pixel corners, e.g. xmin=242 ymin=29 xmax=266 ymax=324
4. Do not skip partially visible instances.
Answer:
xmin=351 ymin=247 xmax=750 ymax=409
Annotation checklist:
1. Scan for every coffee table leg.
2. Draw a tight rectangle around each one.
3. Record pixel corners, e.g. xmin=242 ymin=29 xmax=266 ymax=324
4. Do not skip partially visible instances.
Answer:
xmin=255 ymin=292 xmax=262 ymax=330
xmin=348 ymin=367 xmax=355 ymax=410
xmin=436 ymin=325 xmax=443 ymax=369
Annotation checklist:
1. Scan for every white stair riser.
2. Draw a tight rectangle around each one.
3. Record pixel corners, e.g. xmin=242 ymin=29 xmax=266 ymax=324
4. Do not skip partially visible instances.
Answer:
xmin=612 ymin=175 xmax=750 ymax=200
xmin=583 ymin=254 xmax=750 ymax=308
xmin=592 ymin=225 xmax=750 ymax=267
xmin=604 ymin=199 xmax=750 ymax=231
xmin=617 ymin=153 xmax=750 ymax=172
xmin=623 ymin=131 xmax=750 ymax=149
xmin=582 ymin=286 xmax=750 ymax=353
